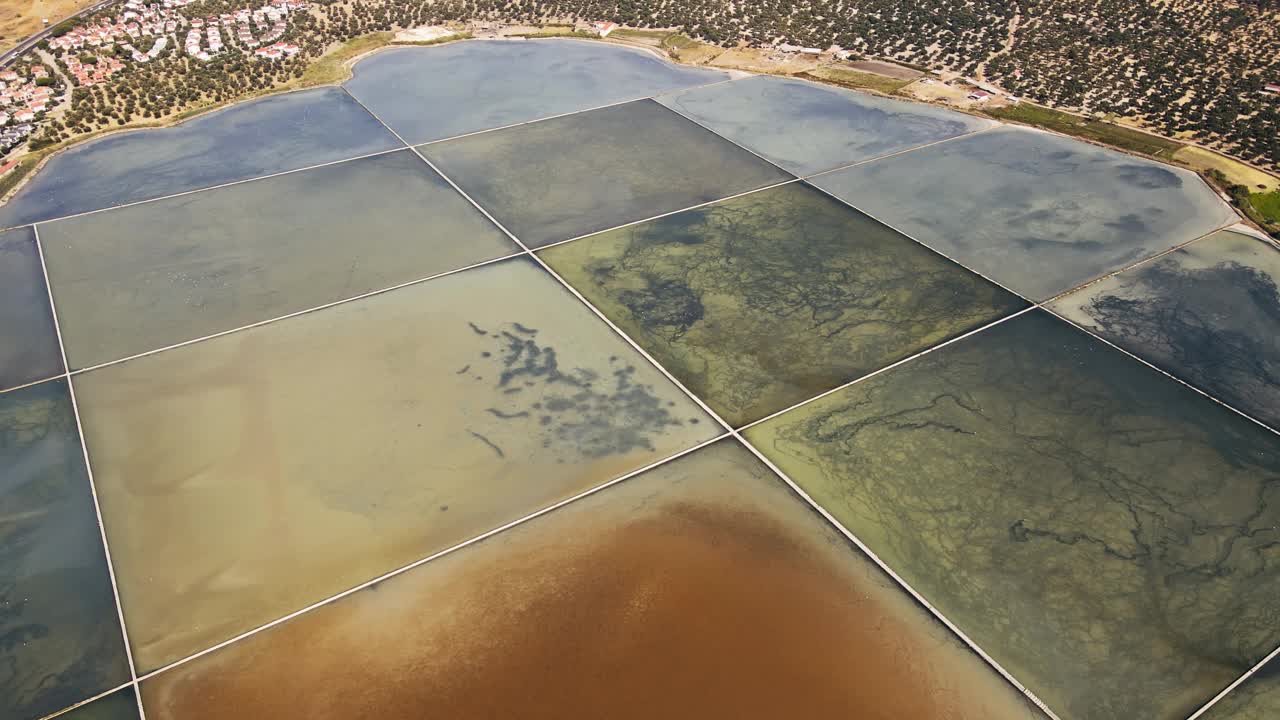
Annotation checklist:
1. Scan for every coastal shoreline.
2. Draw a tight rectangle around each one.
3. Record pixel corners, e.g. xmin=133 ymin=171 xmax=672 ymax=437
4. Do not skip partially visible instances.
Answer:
xmin=0 ymin=28 xmax=1274 ymax=239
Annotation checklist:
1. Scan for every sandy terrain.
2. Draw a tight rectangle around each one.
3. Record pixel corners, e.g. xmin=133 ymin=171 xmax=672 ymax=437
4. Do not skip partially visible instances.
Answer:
xmin=847 ymin=59 xmax=922 ymax=79
xmin=393 ymin=25 xmax=457 ymax=43
xmin=1175 ymin=145 xmax=1279 ymax=192
xmin=902 ymin=78 xmax=974 ymax=105
xmin=709 ymin=46 xmax=823 ymax=75
xmin=0 ymin=0 xmax=94 ymax=53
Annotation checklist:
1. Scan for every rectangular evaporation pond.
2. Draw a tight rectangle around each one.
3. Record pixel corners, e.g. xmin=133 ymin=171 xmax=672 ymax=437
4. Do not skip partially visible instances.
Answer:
xmin=419 ymin=99 xmax=794 ymax=248
xmin=0 ymin=87 xmax=402 ymax=228
xmin=39 ymin=149 xmax=517 ymax=370
xmin=0 ymin=379 xmax=130 ymax=720
xmin=72 ymin=256 xmax=718 ymax=673
xmin=1050 ymin=229 xmax=1280 ymax=430
xmin=139 ymin=440 xmax=1047 ymax=720
xmin=540 ymin=182 xmax=1027 ymax=426
xmin=811 ymin=126 xmax=1239 ymax=300
xmin=344 ymin=39 xmax=729 ymax=145
xmin=0 ymin=226 xmax=63 ymax=391
xmin=656 ymin=74 xmax=995 ymax=176
xmin=744 ymin=309 xmax=1280 ymax=720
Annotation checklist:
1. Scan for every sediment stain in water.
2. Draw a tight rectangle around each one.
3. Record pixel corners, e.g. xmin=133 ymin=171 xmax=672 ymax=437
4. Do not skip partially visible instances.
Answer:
xmin=744 ymin=310 xmax=1280 ymax=720
xmin=0 ymin=380 xmax=130 ymax=720
xmin=40 ymin=149 xmax=515 ymax=370
xmin=656 ymin=74 xmax=994 ymax=176
xmin=1051 ymin=229 xmax=1280 ymax=428
xmin=0 ymin=87 xmax=401 ymax=228
xmin=0 ymin=226 xmax=63 ymax=391
xmin=419 ymin=98 xmax=793 ymax=247
xmin=811 ymin=126 xmax=1237 ymax=299
xmin=1199 ymin=654 xmax=1280 ymax=720
xmin=541 ymin=182 xmax=1026 ymax=425
xmin=72 ymin=257 xmax=715 ymax=672
xmin=140 ymin=441 xmax=1044 ymax=720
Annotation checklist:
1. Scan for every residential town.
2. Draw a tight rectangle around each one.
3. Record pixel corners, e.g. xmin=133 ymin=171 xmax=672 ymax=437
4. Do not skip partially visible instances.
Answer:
xmin=0 ymin=0 xmax=308 ymax=161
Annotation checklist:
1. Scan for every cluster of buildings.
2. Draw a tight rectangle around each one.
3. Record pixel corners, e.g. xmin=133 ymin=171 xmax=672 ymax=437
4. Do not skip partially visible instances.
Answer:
xmin=233 ymin=4 xmax=291 ymax=47
xmin=1263 ymin=83 xmax=1280 ymax=97
xmin=778 ymin=42 xmax=823 ymax=55
xmin=0 ymin=69 xmax=45 ymax=150
xmin=184 ymin=22 xmax=223 ymax=60
xmin=184 ymin=0 xmax=306 ymax=61
xmin=0 ymin=67 xmax=55 ymax=123
xmin=588 ymin=21 xmax=617 ymax=37
xmin=63 ymin=53 xmax=127 ymax=85
xmin=47 ymin=0 xmax=192 ymax=53
xmin=253 ymin=41 xmax=301 ymax=59
xmin=121 ymin=36 xmax=168 ymax=62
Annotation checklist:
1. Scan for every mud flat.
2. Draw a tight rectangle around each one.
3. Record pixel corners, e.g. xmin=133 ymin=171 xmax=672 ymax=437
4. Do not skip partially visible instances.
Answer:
xmin=140 ymin=441 xmax=1045 ymax=720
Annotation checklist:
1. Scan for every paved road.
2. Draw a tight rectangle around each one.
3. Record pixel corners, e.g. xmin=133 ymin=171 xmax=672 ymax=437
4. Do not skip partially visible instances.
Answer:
xmin=0 ymin=0 xmax=120 ymax=67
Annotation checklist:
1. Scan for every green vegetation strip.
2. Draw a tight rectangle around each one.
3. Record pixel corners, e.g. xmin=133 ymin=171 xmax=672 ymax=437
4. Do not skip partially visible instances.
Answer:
xmin=1251 ymin=191 xmax=1280 ymax=225
xmin=298 ymin=32 xmax=395 ymax=87
xmin=987 ymin=103 xmax=1183 ymax=160
xmin=800 ymin=67 xmax=912 ymax=95
xmin=608 ymin=28 xmax=675 ymax=42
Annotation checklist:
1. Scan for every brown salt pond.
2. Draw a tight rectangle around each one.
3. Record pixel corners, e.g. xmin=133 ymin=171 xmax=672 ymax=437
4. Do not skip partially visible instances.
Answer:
xmin=141 ymin=440 xmax=1044 ymax=720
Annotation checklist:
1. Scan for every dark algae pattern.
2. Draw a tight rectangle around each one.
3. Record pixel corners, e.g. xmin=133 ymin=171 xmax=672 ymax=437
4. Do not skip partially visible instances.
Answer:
xmin=542 ymin=183 xmax=1026 ymax=425
xmin=1052 ymin=230 xmax=1280 ymax=428
xmin=1 ymin=380 xmax=129 ymax=720
xmin=745 ymin=310 xmax=1280 ymax=720
xmin=463 ymin=321 xmax=699 ymax=459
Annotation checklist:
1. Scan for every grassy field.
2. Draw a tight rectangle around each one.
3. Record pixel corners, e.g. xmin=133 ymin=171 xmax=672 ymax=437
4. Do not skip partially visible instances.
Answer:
xmin=802 ymin=66 xmax=913 ymax=95
xmin=987 ymin=103 xmax=1184 ymax=160
xmin=662 ymin=33 xmax=701 ymax=49
xmin=1175 ymin=145 xmax=1279 ymax=192
xmin=607 ymin=28 xmax=674 ymax=45
xmin=1251 ymin=191 xmax=1280 ymax=225
xmin=297 ymin=31 xmax=395 ymax=87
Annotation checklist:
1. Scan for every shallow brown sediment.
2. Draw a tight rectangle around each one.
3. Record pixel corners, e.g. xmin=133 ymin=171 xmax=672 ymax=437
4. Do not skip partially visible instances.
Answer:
xmin=141 ymin=442 xmax=1041 ymax=720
